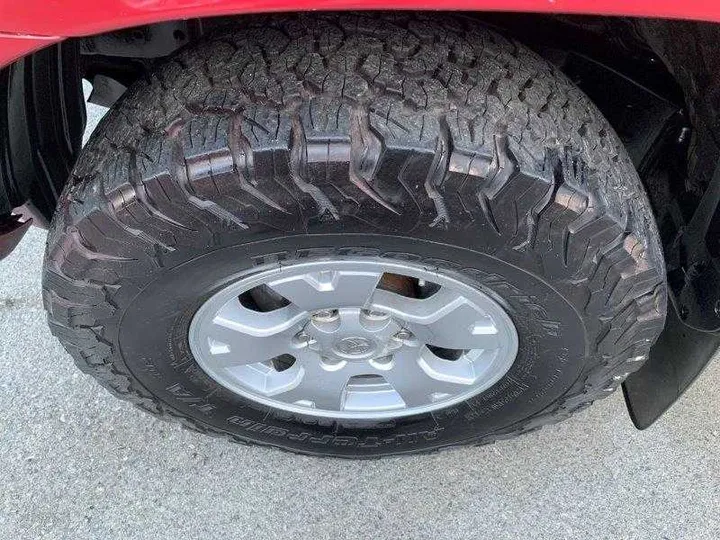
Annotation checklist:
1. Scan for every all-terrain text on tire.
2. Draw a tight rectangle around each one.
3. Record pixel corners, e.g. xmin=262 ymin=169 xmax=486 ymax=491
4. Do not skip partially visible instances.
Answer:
xmin=42 ymin=14 xmax=666 ymax=457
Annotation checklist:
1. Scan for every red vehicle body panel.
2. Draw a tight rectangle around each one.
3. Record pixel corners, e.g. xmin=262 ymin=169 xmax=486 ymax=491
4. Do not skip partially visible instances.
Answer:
xmin=1 ymin=0 xmax=720 ymax=67
xmin=0 ymin=33 xmax=61 ymax=67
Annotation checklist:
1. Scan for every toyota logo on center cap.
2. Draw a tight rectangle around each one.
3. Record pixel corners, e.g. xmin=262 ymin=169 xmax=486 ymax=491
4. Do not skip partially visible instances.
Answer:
xmin=333 ymin=336 xmax=376 ymax=358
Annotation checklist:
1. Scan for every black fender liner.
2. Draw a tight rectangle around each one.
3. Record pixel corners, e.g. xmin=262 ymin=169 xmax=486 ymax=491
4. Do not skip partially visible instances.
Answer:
xmin=622 ymin=20 xmax=720 ymax=428
xmin=623 ymin=159 xmax=720 ymax=428
xmin=0 ymin=42 xmax=85 ymax=227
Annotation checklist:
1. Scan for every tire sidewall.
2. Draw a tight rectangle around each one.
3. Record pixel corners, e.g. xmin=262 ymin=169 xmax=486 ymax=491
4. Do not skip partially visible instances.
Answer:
xmin=116 ymin=233 xmax=586 ymax=456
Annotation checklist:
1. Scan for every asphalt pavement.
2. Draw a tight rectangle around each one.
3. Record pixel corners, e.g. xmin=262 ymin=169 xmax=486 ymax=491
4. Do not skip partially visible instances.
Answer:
xmin=0 ymin=102 xmax=718 ymax=540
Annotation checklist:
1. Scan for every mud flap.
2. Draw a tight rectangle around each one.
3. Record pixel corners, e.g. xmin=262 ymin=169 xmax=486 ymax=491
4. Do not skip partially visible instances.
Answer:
xmin=623 ymin=297 xmax=720 ymax=429
xmin=624 ymin=150 xmax=720 ymax=428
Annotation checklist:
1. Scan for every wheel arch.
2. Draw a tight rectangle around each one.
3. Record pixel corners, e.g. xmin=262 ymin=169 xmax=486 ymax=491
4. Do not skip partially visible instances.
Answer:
xmin=2 ymin=10 xmax=720 ymax=429
xmin=0 ymin=13 xmax=692 ymax=223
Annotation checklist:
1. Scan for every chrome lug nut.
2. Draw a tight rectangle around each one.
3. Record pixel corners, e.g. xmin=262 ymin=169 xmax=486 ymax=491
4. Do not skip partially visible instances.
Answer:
xmin=312 ymin=309 xmax=339 ymax=323
xmin=293 ymin=331 xmax=317 ymax=348
xmin=394 ymin=329 xmax=414 ymax=341
xmin=360 ymin=309 xmax=390 ymax=321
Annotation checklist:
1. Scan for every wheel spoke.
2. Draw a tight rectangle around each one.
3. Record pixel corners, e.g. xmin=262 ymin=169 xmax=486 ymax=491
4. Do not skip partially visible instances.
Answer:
xmin=229 ymin=362 xmax=305 ymax=396
xmin=273 ymin=353 xmax=352 ymax=410
xmin=384 ymin=346 xmax=474 ymax=408
xmin=267 ymin=270 xmax=382 ymax=312
xmin=371 ymin=288 xmax=502 ymax=350
xmin=199 ymin=301 xmax=304 ymax=366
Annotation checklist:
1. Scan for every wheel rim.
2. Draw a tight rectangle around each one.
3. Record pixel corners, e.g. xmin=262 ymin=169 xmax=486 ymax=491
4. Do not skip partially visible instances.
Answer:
xmin=188 ymin=259 xmax=519 ymax=420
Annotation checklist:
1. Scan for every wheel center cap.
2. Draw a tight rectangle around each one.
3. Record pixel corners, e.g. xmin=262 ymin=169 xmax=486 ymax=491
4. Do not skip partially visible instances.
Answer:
xmin=332 ymin=336 xmax=376 ymax=359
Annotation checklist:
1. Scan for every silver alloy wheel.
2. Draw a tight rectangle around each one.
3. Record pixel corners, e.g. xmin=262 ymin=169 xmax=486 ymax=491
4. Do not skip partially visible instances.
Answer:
xmin=188 ymin=259 xmax=519 ymax=420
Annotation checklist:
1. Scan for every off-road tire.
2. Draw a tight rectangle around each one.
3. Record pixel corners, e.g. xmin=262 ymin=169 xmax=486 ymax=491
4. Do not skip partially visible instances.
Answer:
xmin=42 ymin=13 xmax=667 ymax=457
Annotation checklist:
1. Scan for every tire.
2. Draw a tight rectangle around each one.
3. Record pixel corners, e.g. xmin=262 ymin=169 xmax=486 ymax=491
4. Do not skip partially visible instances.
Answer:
xmin=43 ymin=13 xmax=667 ymax=457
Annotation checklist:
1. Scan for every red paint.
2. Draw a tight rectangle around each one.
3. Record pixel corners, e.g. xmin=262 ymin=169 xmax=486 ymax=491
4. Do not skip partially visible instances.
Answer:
xmin=1 ymin=0 xmax=719 ymax=67
xmin=0 ymin=33 xmax=61 ymax=68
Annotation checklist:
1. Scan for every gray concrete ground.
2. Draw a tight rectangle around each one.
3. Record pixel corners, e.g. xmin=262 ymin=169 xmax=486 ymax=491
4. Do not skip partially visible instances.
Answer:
xmin=1 ymin=103 xmax=719 ymax=540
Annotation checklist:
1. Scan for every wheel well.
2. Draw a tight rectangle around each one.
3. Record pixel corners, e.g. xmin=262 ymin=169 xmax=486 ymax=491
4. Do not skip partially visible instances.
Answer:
xmin=0 ymin=14 xmax=690 ymax=216
xmin=3 ymin=11 xmax=719 ymax=428
xmin=0 ymin=13 xmax=687 ymax=215
xmin=1 ymin=13 xmax=719 ymax=327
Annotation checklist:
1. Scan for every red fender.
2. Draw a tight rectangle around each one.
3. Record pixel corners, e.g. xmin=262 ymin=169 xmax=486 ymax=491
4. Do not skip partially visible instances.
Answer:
xmin=2 ymin=0 xmax=720 ymax=67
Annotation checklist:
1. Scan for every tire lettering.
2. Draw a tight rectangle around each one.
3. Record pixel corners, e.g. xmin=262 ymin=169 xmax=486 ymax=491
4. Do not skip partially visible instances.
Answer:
xmin=226 ymin=415 xmax=444 ymax=447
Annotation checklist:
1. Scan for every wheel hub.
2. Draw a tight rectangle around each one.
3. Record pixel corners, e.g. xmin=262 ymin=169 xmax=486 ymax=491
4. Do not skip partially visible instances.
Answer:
xmin=332 ymin=336 xmax=376 ymax=359
xmin=304 ymin=307 xmax=403 ymax=364
xmin=188 ymin=259 xmax=519 ymax=420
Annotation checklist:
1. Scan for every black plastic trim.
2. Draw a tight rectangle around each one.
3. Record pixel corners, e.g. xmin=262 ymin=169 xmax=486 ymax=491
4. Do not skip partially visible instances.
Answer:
xmin=0 ymin=42 xmax=86 ymax=224
xmin=623 ymin=297 xmax=720 ymax=429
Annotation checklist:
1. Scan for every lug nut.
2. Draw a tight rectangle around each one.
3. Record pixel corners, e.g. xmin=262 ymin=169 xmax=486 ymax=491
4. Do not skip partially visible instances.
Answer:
xmin=369 ymin=355 xmax=394 ymax=370
xmin=293 ymin=331 xmax=317 ymax=348
xmin=312 ymin=309 xmax=339 ymax=323
xmin=394 ymin=329 xmax=413 ymax=341
xmin=361 ymin=309 xmax=390 ymax=320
